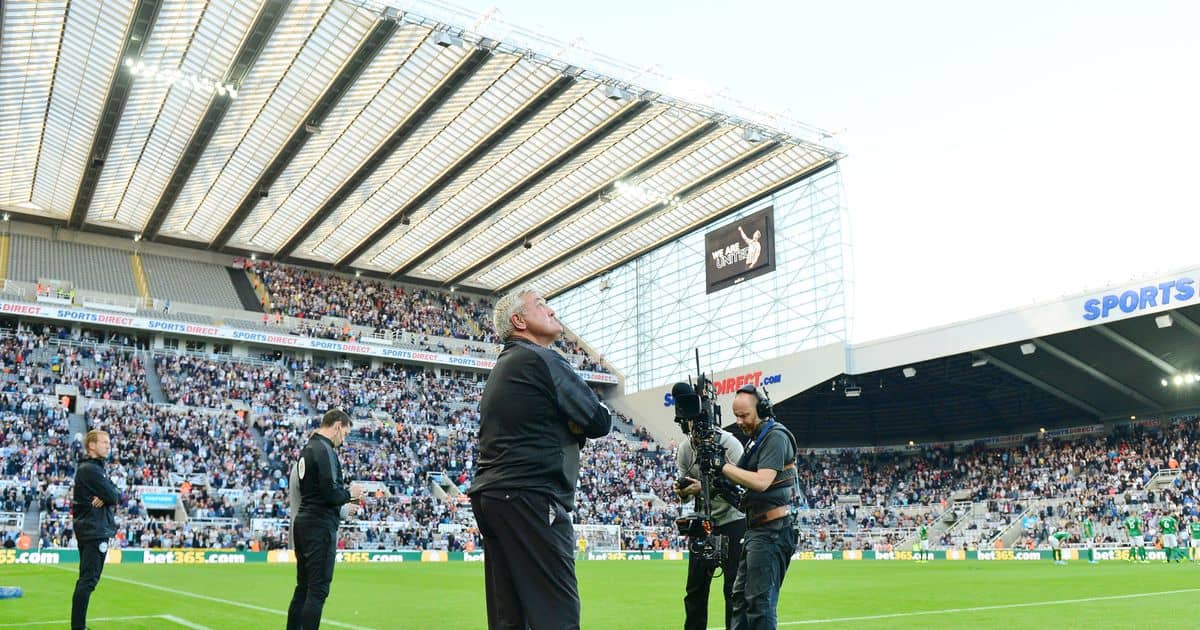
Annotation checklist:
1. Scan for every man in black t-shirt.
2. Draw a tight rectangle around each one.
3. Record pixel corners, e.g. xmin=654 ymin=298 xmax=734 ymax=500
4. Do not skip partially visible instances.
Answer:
xmin=719 ymin=385 xmax=798 ymax=630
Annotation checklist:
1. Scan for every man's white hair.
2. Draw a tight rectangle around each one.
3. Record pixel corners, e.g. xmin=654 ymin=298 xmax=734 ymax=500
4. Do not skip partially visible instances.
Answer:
xmin=492 ymin=286 xmax=540 ymax=341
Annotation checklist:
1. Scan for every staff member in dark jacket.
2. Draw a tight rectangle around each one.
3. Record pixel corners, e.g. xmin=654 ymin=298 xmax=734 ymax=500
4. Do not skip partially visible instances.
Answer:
xmin=72 ymin=429 xmax=120 ymax=630
xmin=287 ymin=409 xmax=363 ymax=630
xmin=468 ymin=287 xmax=613 ymax=629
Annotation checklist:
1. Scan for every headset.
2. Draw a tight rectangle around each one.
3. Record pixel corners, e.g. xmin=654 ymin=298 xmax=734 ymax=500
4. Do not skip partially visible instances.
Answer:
xmin=735 ymin=384 xmax=773 ymax=419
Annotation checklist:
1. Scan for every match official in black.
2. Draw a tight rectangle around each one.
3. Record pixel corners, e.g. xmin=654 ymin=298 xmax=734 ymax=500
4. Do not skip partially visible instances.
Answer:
xmin=676 ymin=419 xmax=745 ymax=630
xmin=287 ymin=409 xmax=363 ymax=630
xmin=468 ymin=287 xmax=613 ymax=629
xmin=720 ymin=385 xmax=799 ymax=630
xmin=72 ymin=429 xmax=120 ymax=630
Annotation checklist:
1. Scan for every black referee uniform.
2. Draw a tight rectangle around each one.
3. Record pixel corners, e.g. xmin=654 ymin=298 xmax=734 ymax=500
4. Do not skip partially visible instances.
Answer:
xmin=469 ymin=337 xmax=612 ymax=629
xmin=71 ymin=456 xmax=120 ymax=630
xmin=287 ymin=431 xmax=352 ymax=630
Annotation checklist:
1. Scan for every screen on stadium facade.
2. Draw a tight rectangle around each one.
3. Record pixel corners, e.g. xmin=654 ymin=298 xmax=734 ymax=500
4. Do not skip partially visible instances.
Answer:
xmin=703 ymin=206 xmax=776 ymax=293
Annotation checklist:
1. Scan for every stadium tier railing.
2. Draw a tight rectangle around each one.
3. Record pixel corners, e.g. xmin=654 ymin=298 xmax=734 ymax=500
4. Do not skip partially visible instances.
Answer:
xmin=1 ymin=279 xmax=26 ymax=299
xmin=0 ymin=512 xmax=22 ymax=530
xmin=989 ymin=496 xmax=1075 ymax=549
xmin=944 ymin=501 xmax=1022 ymax=550
xmin=1146 ymin=467 xmax=1184 ymax=493
xmin=77 ymin=289 xmax=140 ymax=313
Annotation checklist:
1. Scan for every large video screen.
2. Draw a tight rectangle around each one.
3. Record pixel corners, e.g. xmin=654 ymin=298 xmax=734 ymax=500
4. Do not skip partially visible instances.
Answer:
xmin=704 ymin=206 xmax=776 ymax=294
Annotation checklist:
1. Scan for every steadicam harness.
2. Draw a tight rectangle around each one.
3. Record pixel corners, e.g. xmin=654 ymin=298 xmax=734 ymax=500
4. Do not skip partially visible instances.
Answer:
xmin=735 ymin=385 xmax=799 ymax=526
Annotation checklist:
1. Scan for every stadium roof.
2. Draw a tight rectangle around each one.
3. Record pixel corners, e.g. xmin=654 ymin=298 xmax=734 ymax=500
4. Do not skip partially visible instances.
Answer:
xmin=773 ymin=271 xmax=1200 ymax=447
xmin=0 ymin=0 xmax=841 ymax=296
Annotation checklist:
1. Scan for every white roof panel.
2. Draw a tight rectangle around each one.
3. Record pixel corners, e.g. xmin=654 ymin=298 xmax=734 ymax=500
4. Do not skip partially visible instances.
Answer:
xmin=0 ymin=0 xmax=841 ymax=292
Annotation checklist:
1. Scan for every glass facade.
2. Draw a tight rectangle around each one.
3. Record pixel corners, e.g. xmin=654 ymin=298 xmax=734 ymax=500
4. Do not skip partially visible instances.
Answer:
xmin=554 ymin=164 xmax=849 ymax=392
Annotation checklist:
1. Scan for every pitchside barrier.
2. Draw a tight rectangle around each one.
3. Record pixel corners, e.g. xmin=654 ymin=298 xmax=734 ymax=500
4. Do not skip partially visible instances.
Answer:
xmin=3 ymin=547 xmax=1185 ymax=565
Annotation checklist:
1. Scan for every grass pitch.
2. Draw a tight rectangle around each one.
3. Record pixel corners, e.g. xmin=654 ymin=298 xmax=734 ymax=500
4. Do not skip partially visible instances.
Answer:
xmin=2 ymin=559 xmax=1198 ymax=628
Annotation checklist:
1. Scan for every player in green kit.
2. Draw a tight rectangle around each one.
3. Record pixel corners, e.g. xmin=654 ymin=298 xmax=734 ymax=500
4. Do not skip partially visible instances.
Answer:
xmin=1189 ymin=517 xmax=1200 ymax=562
xmin=1049 ymin=527 xmax=1071 ymax=565
xmin=1083 ymin=516 xmax=1098 ymax=564
xmin=1159 ymin=512 xmax=1180 ymax=563
xmin=917 ymin=523 xmax=930 ymax=563
xmin=1125 ymin=511 xmax=1147 ymax=563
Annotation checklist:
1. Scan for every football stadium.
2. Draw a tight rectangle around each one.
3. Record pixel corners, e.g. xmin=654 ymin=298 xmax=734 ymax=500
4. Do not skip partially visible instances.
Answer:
xmin=1 ymin=1 xmax=1198 ymax=628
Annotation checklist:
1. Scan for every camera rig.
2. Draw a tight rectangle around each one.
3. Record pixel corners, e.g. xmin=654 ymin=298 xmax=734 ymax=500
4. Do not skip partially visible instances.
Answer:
xmin=672 ymin=351 xmax=745 ymax=568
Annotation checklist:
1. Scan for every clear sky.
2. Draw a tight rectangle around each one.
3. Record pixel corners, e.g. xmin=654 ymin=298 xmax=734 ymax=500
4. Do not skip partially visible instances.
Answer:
xmin=441 ymin=0 xmax=1200 ymax=341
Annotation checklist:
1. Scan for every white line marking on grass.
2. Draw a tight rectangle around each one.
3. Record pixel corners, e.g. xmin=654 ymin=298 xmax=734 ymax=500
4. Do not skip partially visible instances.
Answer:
xmin=44 ymin=566 xmax=375 ymax=630
xmin=752 ymin=588 xmax=1200 ymax=627
xmin=0 ymin=615 xmax=165 ymax=626
xmin=161 ymin=614 xmax=214 ymax=629
xmin=99 ymin=574 xmax=376 ymax=630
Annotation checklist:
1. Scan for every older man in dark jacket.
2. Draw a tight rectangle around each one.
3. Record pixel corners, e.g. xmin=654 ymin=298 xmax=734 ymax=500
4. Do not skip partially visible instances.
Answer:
xmin=468 ymin=287 xmax=612 ymax=629
xmin=72 ymin=429 xmax=120 ymax=630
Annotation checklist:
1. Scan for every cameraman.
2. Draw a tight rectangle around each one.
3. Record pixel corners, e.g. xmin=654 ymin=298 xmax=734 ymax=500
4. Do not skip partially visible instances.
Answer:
xmin=676 ymin=419 xmax=745 ymax=630
xmin=719 ymin=385 xmax=798 ymax=630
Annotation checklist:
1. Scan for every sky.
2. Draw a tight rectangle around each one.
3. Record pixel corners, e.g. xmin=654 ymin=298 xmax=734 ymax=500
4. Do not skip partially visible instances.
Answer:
xmin=440 ymin=0 xmax=1200 ymax=342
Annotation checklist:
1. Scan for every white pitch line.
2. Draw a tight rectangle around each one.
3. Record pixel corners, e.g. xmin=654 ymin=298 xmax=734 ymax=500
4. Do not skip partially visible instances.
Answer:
xmin=99 ymin=573 xmax=376 ymax=630
xmin=161 ymin=614 xmax=214 ymax=629
xmin=755 ymin=588 xmax=1200 ymax=627
xmin=0 ymin=615 xmax=165 ymax=627
xmin=44 ymin=566 xmax=375 ymax=630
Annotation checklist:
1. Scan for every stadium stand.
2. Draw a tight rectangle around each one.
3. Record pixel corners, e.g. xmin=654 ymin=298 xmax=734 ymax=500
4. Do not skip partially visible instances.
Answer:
xmin=248 ymin=261 xmax=497 ymax=343
xmin=790 ymin=416 xmax=1200 ymax=552
xmin=140 ymin=254 xmax=244 ymax=311
xmin=154 ymin=353 xmax=307 ymax=416
xmin=8 ymin=245 xmax=1200 ymax=557
xmin=8 ymin=234 xmax=139 ymax=297
xmin=2 ymin=236 xmax=610 ymax=373
xmin=5 ymin=326 xmax=1200 ymax=554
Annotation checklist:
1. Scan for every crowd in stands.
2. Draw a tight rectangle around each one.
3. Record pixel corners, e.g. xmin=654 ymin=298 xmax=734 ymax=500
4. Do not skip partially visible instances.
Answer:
xmin=244 ymin=260 xmax=608 ymax=372
xmin=248 ymin=261 xmax=496 ymax=343
xmin=790 ymin=417 xmax=1200 ymax=551
xmin=2 ymin=325 xmax=149 ymax=402
xmin=299 ymin=362 xmax=480 ymax=422
xmin=16 ymin=302 xmax=1200 ymax=555
xmin=0 ymin=395 xmax=74 ymax=489
xmin=1 ymin=485 xmax=32 ymax=513
xmin=155 ymin=354 xmax=306 ymax=416
xmin=84 ymin=402 xmax=266 ymax=492
xmin=575 ymin=434 xmax=677 ymax=536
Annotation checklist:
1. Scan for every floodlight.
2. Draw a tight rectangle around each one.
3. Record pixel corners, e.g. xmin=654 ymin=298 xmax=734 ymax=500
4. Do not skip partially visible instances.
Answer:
xmin=435 ymin=32 xmax=463 ymax=48
xmin=605 ymin=85 xmax=631 ymax=101
xmin=742 ymin=128 xmax=766 ymax=143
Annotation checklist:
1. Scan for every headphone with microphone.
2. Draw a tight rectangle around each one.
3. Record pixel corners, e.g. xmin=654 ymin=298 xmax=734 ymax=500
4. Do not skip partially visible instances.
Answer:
xmin=735 ymin=384 xmax=773 ymax=419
